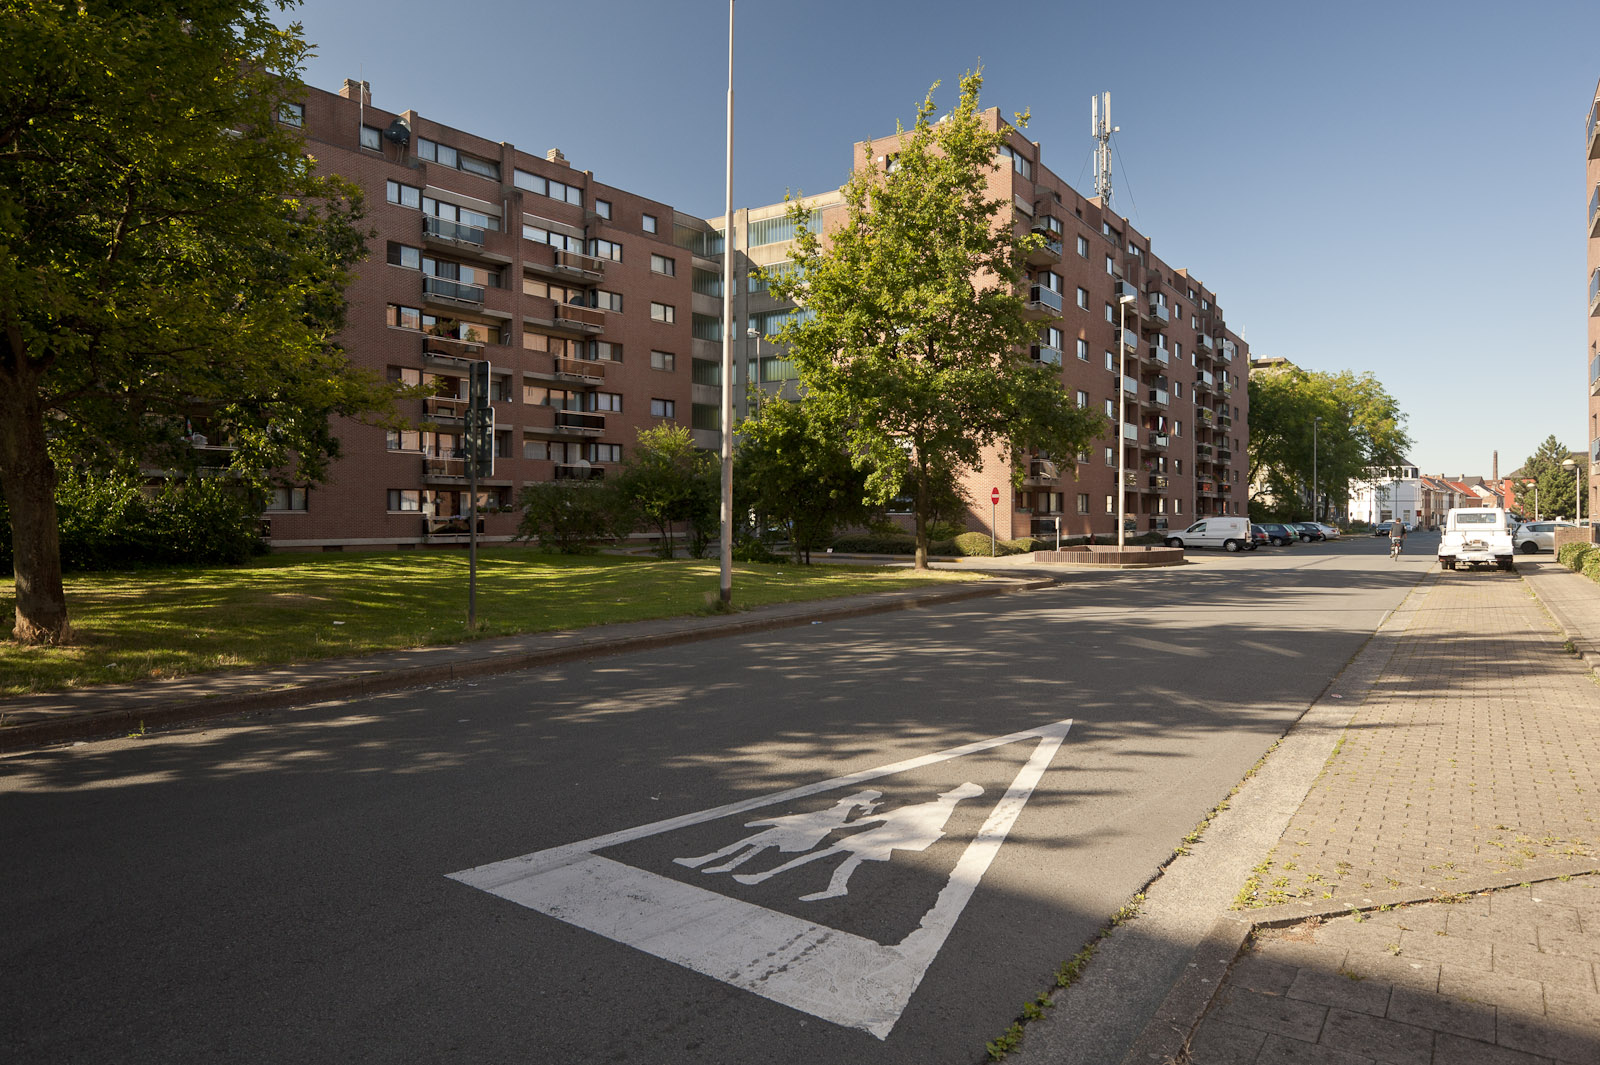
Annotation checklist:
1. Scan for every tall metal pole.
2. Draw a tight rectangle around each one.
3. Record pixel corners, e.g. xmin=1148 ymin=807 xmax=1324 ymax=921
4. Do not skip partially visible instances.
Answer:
xmin=1116 ymin=299 xmax=1127 ymax=549
xmin=467 ymin=375 xmax=479 ymax=629
xmin=718 ymin=0 xmax=735 ymax=603
xmin=1312 ymin=416 xmax=1319 ymax=522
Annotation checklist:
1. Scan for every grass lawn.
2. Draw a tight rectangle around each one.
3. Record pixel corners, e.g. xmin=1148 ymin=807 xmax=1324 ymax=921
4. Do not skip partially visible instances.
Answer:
xmin=0 ymin=548 xmax=978 ymax=697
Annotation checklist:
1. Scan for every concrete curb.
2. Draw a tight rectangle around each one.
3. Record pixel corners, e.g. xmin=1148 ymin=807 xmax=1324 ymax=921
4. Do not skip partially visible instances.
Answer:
xmin=1521 ymin=559 xmax=1600 ymax=681
xmin=0 ymin=576 xmax=1052 ymax=753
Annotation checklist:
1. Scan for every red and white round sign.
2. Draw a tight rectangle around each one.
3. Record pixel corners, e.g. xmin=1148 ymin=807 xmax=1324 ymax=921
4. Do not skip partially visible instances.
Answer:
xmin=991 ymin=487 xmax=1001 ymax=505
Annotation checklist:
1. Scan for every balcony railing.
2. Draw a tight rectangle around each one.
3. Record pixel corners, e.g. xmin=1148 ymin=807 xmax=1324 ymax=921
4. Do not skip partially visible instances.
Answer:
xmin=1197 ymin=480 xmax=1216 ymax=493
xmin=423 ymin=456 xmax=467 ymax=479
xmin=1122 ymin=471 xmax=1139 ymax=487
xmin=1146 ymin=432 xmax=1168 ymax=448
xmin=1198 ymin=408 xmax=1215 ymax=425
xmin=555 ymin=250 xmax=606 ymax=276
xmin=553 ymin=356 xmax=607 ymax=382
xmin=422 ymin=335 xmax=485 ymax=362
xmin=1147 ymin=388 xmax=1169 ymax=407
xmin=1217 ymin=448 xmax=1233 ymax=462
xmin=1116 ymin=327 xmax=1138 ymax=353
xmin=1030 ymin=344 xmax=1062 ymax=366
xmin=1591 ymin=186 xmax=1600 ymax=237
xmin=1148 ymin=475 xmax=1169 ymax=490
xmin=1591 ymin=354 xmax=1600 ymax=394
xmin=1026 ymin=284 xmax=1063 ymax=314
xmin=1150 ymin=344 xmax=1169 ymax=365
xmin=1591 ymin=269 xmax=1600 ymax=317
xmin=1590 ymin=102 xmax=1600 ymax=160
xmin=1147 ymin=298 xmax=1170 ymax=325
xmin=1027 ymin=236 xmax=1063 ymax=265
xmin=423 ymin=396 xmax=468 ymax=420
xmin=554 ymin=463 xmax=605 ymax=481
xmin=1028 ymin=458 xmax=1061 ymax=482
xmin=554 ymin=410 xmax=606 ymax=434
xmin=1196 ymin=444 xmax=1214 ymax=458
xmin=1123 ymin=375 xmax=1139 ymax=395
xmin=1217 ymin=413 xmax=1233 ymax=429
xmin=423 ymin=215 xmax=486 ymax=247
xmin=1196 ymin=333 xmax=1213 ymax=352
xmin=555 ymin=304 xmax=607 ymax=332
xmin=423 ymin=275 xmax=485 ymax=305
xmin=1220 ymin=340 xmax=1236 ymax=362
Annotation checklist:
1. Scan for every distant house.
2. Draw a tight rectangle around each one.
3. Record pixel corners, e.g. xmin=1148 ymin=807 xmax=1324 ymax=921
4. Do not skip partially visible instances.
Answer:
xmin=1349 ymin=462 xmax=1421 ymax=526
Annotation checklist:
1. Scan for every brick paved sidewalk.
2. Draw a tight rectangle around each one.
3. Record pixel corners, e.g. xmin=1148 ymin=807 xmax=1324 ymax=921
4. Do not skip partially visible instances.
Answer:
xmin=1181 ymin=568 xmax=1600 ymax=1064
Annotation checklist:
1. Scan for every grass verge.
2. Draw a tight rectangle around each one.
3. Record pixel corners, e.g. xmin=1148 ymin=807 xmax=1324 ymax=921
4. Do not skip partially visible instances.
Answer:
xmin=1 ymin=548 xmax=979 ymax=696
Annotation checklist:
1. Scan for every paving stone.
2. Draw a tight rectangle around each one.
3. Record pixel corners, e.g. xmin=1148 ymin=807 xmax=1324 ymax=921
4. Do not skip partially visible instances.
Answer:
xmin=1212 ymin=986 xmax=1328 ymax=1043
xmin=1229 ymin=953 xmax=1300 ymax=996
xmin=1535 ymin=925 xmax=1600 ymax=963
xmin=1338 ymin=951 xmax=1439 ymax=991
xmin=1287 ymin=967 xmax=1392 ymax=1017
xmin=1385 ymin=984 xmax=1497 ymax=1042
xmin=1316 ymin=920 xmax=1410 ymax=955
xmin=1496 ymin=1011 xmax=1600 ymax=1064
xmin=1448 ymin=912 xmax=1542 ymax=950
xmin=1184 ymin=1017 xmax=1268 ymax=1065
xmin=1433 ymin=1031 xmax=1556 ymax=1064
xmin=1492 ymin=943 xmax=1598 ymax=991
xmin=1437 ymin=964 xmax=1546 ymax=1015
xmin=1253 ymin=1032 xmax=1374 ymax=1065
xmin=1393 ymin=927 xmax=1493 ymax=969
xmin=1540 ymin=984 xmax=1600 ymax=1029
xmin=1492 ymin=897 xmax=1584 ymax=933
xmin=1316 ymin=1008 xmax=1432 ymax=1064
xmin=1252 ymin=936 xmax=1347 ymax=972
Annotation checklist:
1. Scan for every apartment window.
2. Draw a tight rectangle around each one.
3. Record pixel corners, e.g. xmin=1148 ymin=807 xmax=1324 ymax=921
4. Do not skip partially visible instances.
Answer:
xmin=360 ymin=125 xmax=382 ymax=150
xmin=416 ymin=137 xmax=457 ymax=168
xmin=461 ymin=155 xmax=499 ymax=180
xmin=386 ymin=429 xmax=421 ymax=452
xmin=1105 ymin=303 xmax=1115 ymax=323
xmin=1174 ymin=499 xmax=1182 ymax=515
xmin=590 ymin=238 xmax=623 ymax=262
xmin=1077 ymin=493 xmax=1090 ymax=515
xmin=650 ymin=350 xmax=675 ymax=371
xmin=593 ymin=341 xmax=622 ymax=362
xmin=1174 ymin=342 xmax=1182 ymax=361
xmin=1077 ymin=338 xmax=1089 ymax=361
xmin=1105 ymin=351 xmax=1115 ymax=372
xmin=1174 ymin=420 xmax=1183 ymax=437
xmin=266 ymin=486 xmax=308 ymax=511
xmin=386 ymin=304 xmax=422 ymax=330
xmin=1105 ymin=255 xmax=1114 ymax=275
xmin=387 ymin=366 xmax=421 ymax=387
xmin=998 ymin=144 xmax=1033 ymax=179
xmin=592 ymin=392 xmax=623 ymax=413
xmin=650 ymin=253 xmax=676 ymax=276
xmin=1104 ymin=399 xmax=1115 ymax=418
xmin=386 ymin=180 xmax=421 ymax=209
xmin=595 ymin=199 xmax=612 ymax=219
xmin=593 ymin=290 xmax=623 ymax=312
xmin=523 ymin=278 xmax=585 ymax=302
xmin=513 ymin=168 xmax=583 ymax=206
xmin=1175 ymin=459 xmax=1184 ymax=475
xmin=1076 ymin=287 xmax=1089 ymax=310
xmin=1105 ymin=495 xmax=1115 ymax=514
xmin=1077 ymin=235 xmax=1089 ymax=257
xmin=650 ymin=302 xmax=676 ymax=324
xmin=642 ymin=213 xmax=658 ymax=234
xmin=1173 ymin=381 xmax=1182 ymax=399
xmin=422 ymin=197 xmax=498 ymax=232
xmin=386 ymin=243 xmax=421 ymax=270
xmin=591 ymin=443 xmax=622 ymax=463
xmin=387 ymin=489 xmax=421 ymax=512
xmin=650 ymin=398 xmax=676 ymax=418
xmin=1075 ymin=390 xmax=1089 ymax=408
xmin=278 ymin=102 xmax=303 ymax=127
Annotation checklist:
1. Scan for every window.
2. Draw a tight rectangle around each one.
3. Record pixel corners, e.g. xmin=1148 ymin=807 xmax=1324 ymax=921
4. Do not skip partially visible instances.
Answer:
xmin=1075 ymin=390 xmax=1089 ymax=408
xmin=522 ymin=225 xmax=583 ymax=252
xmin=595 ymin=199 xmax=612 ymax=219
xmin=1104 ymin=399 xmax=1115 ymax=418
xmin=523 ymin=278 xmax=585 ymax=302
xmin=1041 ymin=270 xmax=1062 ymax=292
xmin=642 ymin=213 xmax=658 ymax=234
xmin=592 ymin=392 xmax=622 ymax=412
xmin=460 ymin=155 xmax=499 ymax=180
xmin=1105 ymin=304 xmax=1115 ymax=323
xmin=1174 ymin=420 xmax=1183 ymax=437
xmin=387 ymin=489 xmax=421 ymax=512
xmin=1105 ymin=495 xmax=1115 ymax=514
xmin=1077 ymin=494 xmax=1090 ymax=515
xmin=416 ymin=137 xmax=458 ymax=168
xmin=267 ymin=486 xmax=308 ymax=511
xmin=650 ymin=350 xmax=675 ymax=371
xmin=361 ymin=125 xmax=382 ymax=150
xmin=593 ymin=290 xmax=623 ymax=312
xmin=386 ymin=180 xmax=421 ymax=209
xmin=650 ymin=398 xmax=676 ymax=418
xmin=1174 ymin=500 xmax=1183 ymax=515
xmin=591 ymin=443 xmax=622 ymax=463
xmin=1077 ymin=338 xmax=1089 ymax=361
xmin=593 ymin=341 xmax=622 ymax=362
xmin=590 ymin=238 xmax=623 ymax=262
xmin=1076 ymin=287 xmax=1089 ymax=310
xmin=387 ymin=243 xmax=421 ymax=270
xmin=1173 ymin=382 xmax=1182 ymax=399
xmin=387 ymin=366 xmax=421 ymax=387
xmin=386 ymin=429 xmax=421 ymax=452
xmin=651 ymin=253 xmax=676 ymax=276
xmin=278 ymin=102 xmax=304 ymax=127
xmin=1105 ymin=255 xmax=1114 ymax=275
xmin=513 ymin=168 xmax=583 ymax=206
xmin=386 ymin=304 xmax=422 ymax=330
xmin=1105 ymin=351 xmax=1115 ymax=371
xmin=422 ymin=197 xmax=498 ymax=232
xmin=1077 ymin=236 xmax=1089 ymax=257
xmin=650 ymin=302 xmax=675 ymax=324
xmin=998 ymin=144 xmax=1033 ymax=179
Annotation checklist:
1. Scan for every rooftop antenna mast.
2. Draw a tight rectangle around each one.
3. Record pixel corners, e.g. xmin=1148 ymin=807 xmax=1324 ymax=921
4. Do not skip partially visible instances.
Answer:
xmin=1092 ymin=91 xmax=1117 ymax=209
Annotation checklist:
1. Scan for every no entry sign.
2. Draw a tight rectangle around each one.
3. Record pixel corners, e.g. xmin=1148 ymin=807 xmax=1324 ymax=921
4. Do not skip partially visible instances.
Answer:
xmin=990 ymin=487 xmax=1000 ymax=505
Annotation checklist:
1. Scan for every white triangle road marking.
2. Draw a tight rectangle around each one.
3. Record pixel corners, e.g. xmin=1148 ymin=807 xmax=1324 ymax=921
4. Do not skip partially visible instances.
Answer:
xmin=448 ymin=718 xmax=1073 ymax=1040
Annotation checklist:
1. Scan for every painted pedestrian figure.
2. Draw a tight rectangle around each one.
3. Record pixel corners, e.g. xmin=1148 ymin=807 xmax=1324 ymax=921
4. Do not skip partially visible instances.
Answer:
xmin=733 ymin=783 xmax=984 ymax=902
xmin=674 ymin=790 xmax=883 ymax=874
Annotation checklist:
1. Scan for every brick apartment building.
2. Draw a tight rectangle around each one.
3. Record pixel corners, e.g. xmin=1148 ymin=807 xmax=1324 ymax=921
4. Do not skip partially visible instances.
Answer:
xmin=268 ymin=83 xmax=1249 ymax=548
xmin=711 ymin=110 xmax=1252 ymax=541
xmin=1586 ymin=77 xmax=1600 ymax=517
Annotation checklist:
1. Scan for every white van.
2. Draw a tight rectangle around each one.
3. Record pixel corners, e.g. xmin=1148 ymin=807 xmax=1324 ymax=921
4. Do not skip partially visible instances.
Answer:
xmin=1164 ymin=517 xmax=1252 ymax=552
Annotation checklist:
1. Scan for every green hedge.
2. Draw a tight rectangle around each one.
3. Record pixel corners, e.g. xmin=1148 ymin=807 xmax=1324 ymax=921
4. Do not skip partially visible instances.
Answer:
xmin=1559 ymin=542 xmax=1595 ymax=571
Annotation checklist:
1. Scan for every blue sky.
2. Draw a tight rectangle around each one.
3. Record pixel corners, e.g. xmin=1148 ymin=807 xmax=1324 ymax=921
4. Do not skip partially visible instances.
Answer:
xmin=285 ymin=0 xmax=1596 ymax=477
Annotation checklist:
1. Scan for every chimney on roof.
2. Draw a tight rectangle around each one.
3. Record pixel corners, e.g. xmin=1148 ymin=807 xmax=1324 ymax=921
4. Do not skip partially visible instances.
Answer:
xmin=1492 ymin=451 xmax=1499 ymax=481
xmin=547 ymin=148 xmax=569 ymax=167
xmin=339 ymin=79 xmax=371 ymax=106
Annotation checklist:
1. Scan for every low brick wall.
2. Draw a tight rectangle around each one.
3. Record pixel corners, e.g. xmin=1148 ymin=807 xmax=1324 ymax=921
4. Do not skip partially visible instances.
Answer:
xmin=1552 ymin=526 xmax=1598 ymax=553
xmin=1033 ymin=545 xmax=1184 ymax=568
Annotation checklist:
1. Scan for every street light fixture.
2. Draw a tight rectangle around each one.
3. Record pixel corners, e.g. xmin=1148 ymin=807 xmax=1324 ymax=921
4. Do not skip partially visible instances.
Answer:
xmin=1115 ymin=286 xmax=1137 ymax=550
xmin=746 ymin=326 xmax=762 ymax=417
xmin=1564 ymin=457 xmax=1583 ymax=526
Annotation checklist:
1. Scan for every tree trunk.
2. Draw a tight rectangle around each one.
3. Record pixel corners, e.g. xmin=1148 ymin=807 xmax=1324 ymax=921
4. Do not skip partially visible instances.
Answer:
xmin=0 ymin=357 xmax=70 ymax=644
xmin=913 ymin=456 xmax=929 ymax=570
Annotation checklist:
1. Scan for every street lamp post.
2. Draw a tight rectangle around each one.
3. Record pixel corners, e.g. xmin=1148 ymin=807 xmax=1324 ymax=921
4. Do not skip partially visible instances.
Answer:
xmin=1565 ymin=457 xmax=1583 ymax=526
xmin=1311 ymin=415 xmax=1320 ymax=523
xmin=1115 ymin=288 xmax=1137 ymax=549
xmin=746 ymin=326 xmax=762 ymax=417
xmin=718 ymin=0 xmax=735 ymax=605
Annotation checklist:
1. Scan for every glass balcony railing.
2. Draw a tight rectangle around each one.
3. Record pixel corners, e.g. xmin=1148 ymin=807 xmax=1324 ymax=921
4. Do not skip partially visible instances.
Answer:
xmin=554 ymin=411 xmax=606 ymax=433
xmin=1591 ymin=186 xmax=1600 ymax=235
xmin=1147 ymin=299 xmax=1170 ymax=325
xmin=1027 ymin=284 xmax=1063 ymax=313
xmin=1031 ymin=344 xmax=1062 ymax=366
xmin=1123 ymin=422 xmax=1138 ymax=440
xmin=1148 ymin=389 xmax=1169 ymax=406
xmin=1196 ymin=333 xmax=1213 ymax=352
xmin=1116 ymin=327 xmax=1138 ymax=353
xmin=1220 ymin=340 xmax=1236 ymax=362
xmin=1151 ymin=344 xmax=1169 ymax=365
xmin=1123 ymin=375 xmax=1139 ymax=395
xmin=1146 ymin=432 xmax=1169 ymax=449
xmin=1591 ymin=269 xmax=1600 ymax=315
xmin=423 ymin=276 xmax=485 ymax=304
xmin=424 ymin=215 xmax=486 ymax=247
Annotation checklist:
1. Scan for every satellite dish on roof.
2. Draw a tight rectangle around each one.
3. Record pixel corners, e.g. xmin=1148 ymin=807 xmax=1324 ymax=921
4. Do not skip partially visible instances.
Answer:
xmin=383 ymin=117 xmax=411 ymax=146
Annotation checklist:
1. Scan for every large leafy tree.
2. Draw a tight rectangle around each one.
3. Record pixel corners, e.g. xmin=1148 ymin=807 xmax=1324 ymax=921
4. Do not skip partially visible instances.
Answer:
xmin=1247 ymin=366 xmax=1411 ymax=521
xmin=613 ymin=425 xmax=718 ymax=559
xmin=1519 ymin=435 xmax=1587 ymax=519
xmin=734 ymin=395 xmax=875 ymax=563
xmin=1 ymin=1 xmax=391 ymax=644
xmin=767 ymin=70 xmax=1104 ymax=568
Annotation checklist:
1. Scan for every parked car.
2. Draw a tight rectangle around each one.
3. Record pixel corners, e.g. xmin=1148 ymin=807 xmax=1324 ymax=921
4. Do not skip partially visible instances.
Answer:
xmin=1310 ymin=522 xmax=1341 ymax=539
xmin=1259 ymin=523 xmax=1298 ymax=546
xmin=1439 ymin=507 xmax=1516 ymax=571
xmin=1372 ymin=521 xmax=1401 ymax=537
xmin=1164 ymin=516 xmax=1253 ymax=552
xmin=1514 ymin=520 xmax=1579 ymax=554
xmin=1289 ymin=522 xmax=1324 ymax=542
xmin=1248 ymin=525 xmax=1269 ymax=550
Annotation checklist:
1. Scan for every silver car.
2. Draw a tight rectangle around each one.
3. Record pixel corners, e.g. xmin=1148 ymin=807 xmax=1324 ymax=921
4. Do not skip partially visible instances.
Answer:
xmin=1514 ymin=520 xmax=1579 ymax=554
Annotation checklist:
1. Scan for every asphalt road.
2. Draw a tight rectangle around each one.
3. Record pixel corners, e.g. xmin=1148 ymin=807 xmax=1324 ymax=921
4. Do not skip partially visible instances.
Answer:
xmin=1 ymin=535 xmax=1430 ymax=1065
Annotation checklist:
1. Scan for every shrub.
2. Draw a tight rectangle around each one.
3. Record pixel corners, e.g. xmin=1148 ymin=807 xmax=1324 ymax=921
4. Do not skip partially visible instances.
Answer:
xmin=1559 ymin=542 xmax=1594 ymax=571
xmin=513 ymin=480 xmax=620 ymax=554
xmin=830 ymin=534 xmax=917 ymax=554
xmin=732 ymin=540 xmax=782 ymax=563
xmin=1582 ymin=552 xmax=1600 ymax=584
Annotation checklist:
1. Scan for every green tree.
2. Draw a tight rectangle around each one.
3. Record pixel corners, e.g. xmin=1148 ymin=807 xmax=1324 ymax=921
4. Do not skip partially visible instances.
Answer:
xmin=734 ymin=396 xmax=876 ymax=563
xmin=767 ymin=71 xmax=1103 ymax=568
xmin=1248 ymin=366 xmax=1411 ymax=521
xmin=513 ymin=479 xmax=621 ymax=554
xmin=1521 ymin=435 xmax=1587 ymax=519
xmin=613 ymin=425 xmax=717 ymax=559
xmin=0 ymin=1 xmax=391 ymax=644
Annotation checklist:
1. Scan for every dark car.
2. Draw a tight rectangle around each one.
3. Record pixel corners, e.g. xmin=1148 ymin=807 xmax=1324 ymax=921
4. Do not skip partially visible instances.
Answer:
xmin=1289 ymin=522 xmax=1325 ymax=542
xmin=1248 ymin=524 xmax=1269 ymax=550
xmin=1259 ymin=523 xmax=1297 ymax=546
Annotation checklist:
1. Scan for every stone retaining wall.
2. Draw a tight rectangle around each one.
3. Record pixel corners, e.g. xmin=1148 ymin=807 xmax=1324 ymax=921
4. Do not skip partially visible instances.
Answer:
xmin=1034 ymin=545 xmax=1184 ymax=568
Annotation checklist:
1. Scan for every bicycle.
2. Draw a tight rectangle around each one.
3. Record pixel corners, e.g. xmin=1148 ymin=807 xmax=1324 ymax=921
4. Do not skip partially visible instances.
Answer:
xmin=1389 ymin=534 xmax=1404 ymax=561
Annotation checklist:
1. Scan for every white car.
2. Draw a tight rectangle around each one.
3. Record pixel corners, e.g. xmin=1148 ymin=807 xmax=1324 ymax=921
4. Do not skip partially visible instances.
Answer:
xmin=1310 ymin=522 xmax=1341 ymax=539
xmin=1514 ymin=520 xmax=1579 ymax=554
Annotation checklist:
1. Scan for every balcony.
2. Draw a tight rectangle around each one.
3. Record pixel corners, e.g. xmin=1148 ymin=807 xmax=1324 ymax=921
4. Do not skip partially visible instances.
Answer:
xmin=1217 ymin=448 xmax=1233 ymax=463
xmin=1149 ymin=343 xmax=1169 ymax=366
xmin=1198 ymin=408 xmax=1215 ymax=426
xmin=554 ymin=463 xmax=605 ymax=481
xmin=1196 ymin=479 xmax=1217 ymax=494
xmin=1148 ymin=474 xmax=1169 ymax=490
xmin=554 ymin=303 xmax=606 ymax=334
xmin=1030 ymin=343 xmax=1063 ymax=366
xmin=1031 ymin=516 xmax=1067 ymax=539
xmin=524 ymin=243 xmax=606 ymax=282
xmin=552 ymin=409 xmax=605 ymax=435
xmin=1195 ymin=444 xmax=1214 ymax=459
xmin=1196 ymin=333 xmax=1213 ymax=353
xmin=1026 ymin=224 xmax=1063 ymax=265
xmin=1146 ymin=387 xmax=1169 ymax=407
xmin=1220 ymin=340 xmax=1236 ymax=362
xmin=552 ymin=356 xmax=606 ymax=385
xmin=1591 ymin=269 xmax=1600 ymax=317
xmin=422 ymin=335 xmax=485 ymax=366
xmin=1220 ymin=377 xmax=1233 ymax=393
xmin=1122 ymin=421 xmax=1139 ymax=441
xmin=1590 ymin=102 xmax=1600 ymax=160
xmin=1115 ymin=327 xmax=1138 ymax=354
xmin=1123 ymin=374 xmax=1139 ymax=397
xmin=1025 ymin=284 xmax=1063 ymax=317
xmin=1147 ymin=296 xmax=1170 ymax=325
xmin=1591 ymin=187 xmax=1600 ymax=238
xmin=1121 ymin=471 xmax=1139 ymax=487
xmin=424 ymin=515 xmax=484 ymax=539
xmin=423 ymin=455 xmax=467 ymax=481
xmin=423 ymin=215 xmax=486 ymax=248
xmin=1025 ymin=458 xmax=1061 ymax=484
xmin=1146 ymin=432 xmax=1168 ymax=449
xmin=423 ymin=396 xmax=468 ymax=421
xmin=1217 ymin=413 xmax=1233 ymax=429
xmin=1591 ymin=354 xmax=1600 ymax=395
xmin=423 ymin=275 xmax=485 ymax=307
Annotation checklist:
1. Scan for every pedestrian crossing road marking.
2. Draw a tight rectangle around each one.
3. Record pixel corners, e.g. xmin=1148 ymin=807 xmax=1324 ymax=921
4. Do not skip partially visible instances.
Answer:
xmin=447 ymin=719 xmax=1073 ymax=1040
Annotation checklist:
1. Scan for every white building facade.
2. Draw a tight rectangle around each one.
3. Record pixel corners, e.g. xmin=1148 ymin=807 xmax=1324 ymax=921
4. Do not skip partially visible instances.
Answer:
xmin=1349 ymin=463 xmax=1422 ymax=526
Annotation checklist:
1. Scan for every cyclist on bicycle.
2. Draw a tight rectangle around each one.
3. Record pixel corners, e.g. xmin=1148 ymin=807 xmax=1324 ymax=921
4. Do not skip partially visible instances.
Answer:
xmin=1389 ymin=521 xmax=1407 ymax=559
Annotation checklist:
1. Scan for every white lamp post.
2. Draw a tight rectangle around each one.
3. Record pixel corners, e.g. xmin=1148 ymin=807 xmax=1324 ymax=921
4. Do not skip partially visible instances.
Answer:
xmin=1564 ymin=457 xmax=1583 ymax=526
xmin=1115 ymin=287 xmax=1137 ymax=549
xmin=718 ymin=0 xmax=735 ymax=605
xmin=746 ymin=326 xmax=762 ymax=417
xmin=1311 ymin=415 xmax=1320 ymax=523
